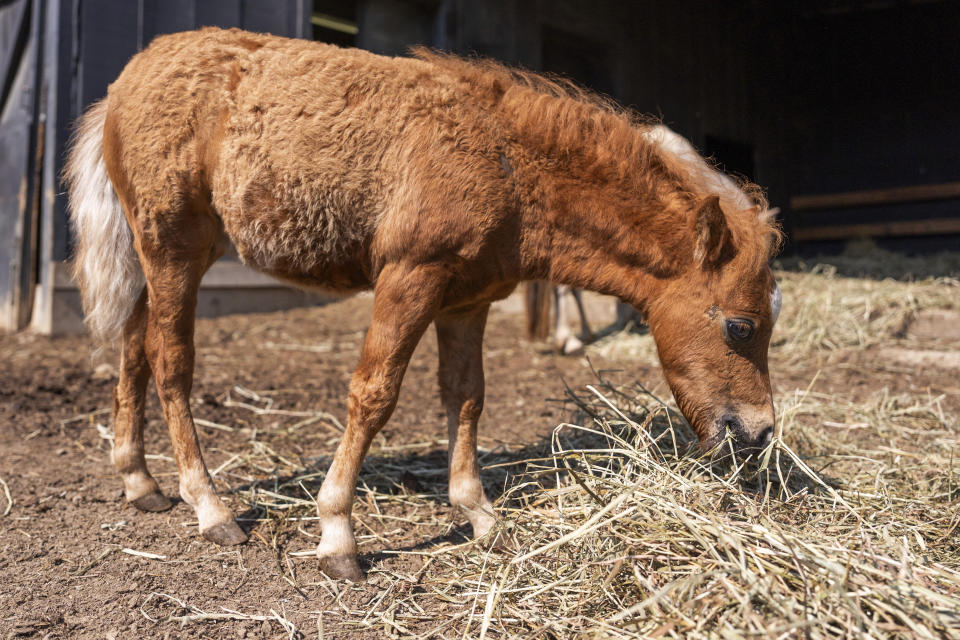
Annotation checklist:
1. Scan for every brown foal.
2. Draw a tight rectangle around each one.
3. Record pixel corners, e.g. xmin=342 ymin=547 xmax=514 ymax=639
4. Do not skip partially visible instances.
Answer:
xmin=66 ymin=28 xmax=781 ymax=580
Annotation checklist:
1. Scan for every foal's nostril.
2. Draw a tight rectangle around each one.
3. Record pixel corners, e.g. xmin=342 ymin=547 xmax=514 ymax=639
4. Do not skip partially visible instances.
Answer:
xmin=721 ymin=414 xmax=743 ymax=435
xmin=719 ymin=415 xmax=773 ymax=452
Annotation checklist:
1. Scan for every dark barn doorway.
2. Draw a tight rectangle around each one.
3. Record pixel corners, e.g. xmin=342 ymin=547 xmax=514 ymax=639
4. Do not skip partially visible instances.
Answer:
xmin=703 ymin=135 xmax=755 ymax=183
xmin=540 ymin=25 xmax=616 ymax=99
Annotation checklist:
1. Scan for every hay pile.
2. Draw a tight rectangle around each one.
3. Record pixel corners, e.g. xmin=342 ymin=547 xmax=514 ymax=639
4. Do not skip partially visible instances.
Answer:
xmin=772 ymin=267 xmax=958 ymax=363
xmin=418 ymin=381 xmax=960 ymax=638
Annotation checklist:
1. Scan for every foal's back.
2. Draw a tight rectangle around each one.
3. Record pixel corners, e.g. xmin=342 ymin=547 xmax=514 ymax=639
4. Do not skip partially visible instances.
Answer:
xmin=105 ymin=28 xmax=503 ymax=291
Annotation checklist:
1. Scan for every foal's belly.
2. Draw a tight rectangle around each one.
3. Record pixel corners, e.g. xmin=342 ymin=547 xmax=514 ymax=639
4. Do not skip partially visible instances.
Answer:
xmin=211 ymin=156 xmax=379 ymax=294
xmin=214 ymin=194 xmax=376 ymax=294
xmin=258 ymin=256 xmax=373 ymax=294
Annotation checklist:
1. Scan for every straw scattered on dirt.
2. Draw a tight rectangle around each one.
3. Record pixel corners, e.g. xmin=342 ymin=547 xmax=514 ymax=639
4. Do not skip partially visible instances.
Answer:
xmin=3 ymin=257 xmax=958 ymax=639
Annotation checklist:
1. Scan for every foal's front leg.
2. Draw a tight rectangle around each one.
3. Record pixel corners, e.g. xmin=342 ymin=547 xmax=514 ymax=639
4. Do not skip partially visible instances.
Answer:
xmin=436 ymin=306 xmax=496 ymax=538
xmin=315 ymin=263 xmax=447 ymax=581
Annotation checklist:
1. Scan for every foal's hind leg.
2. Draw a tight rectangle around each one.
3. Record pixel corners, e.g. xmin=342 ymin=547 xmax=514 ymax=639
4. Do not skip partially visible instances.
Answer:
xmin=112 ymin=289 xmax=171 ymax=512
xmin=553 ymin=285 xmax=585 ymax=355
xmin=436 ymin=306 xmax=496 ymax=538
xmin=570 ymin=288 xmax=594 ymax=343
xmin=139 ymin=226 xmax=246 ymax=545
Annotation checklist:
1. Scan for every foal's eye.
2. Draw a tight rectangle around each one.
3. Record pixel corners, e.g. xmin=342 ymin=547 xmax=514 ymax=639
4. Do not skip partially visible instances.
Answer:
xmin=725 ymin=318 xmax=755 ymax=342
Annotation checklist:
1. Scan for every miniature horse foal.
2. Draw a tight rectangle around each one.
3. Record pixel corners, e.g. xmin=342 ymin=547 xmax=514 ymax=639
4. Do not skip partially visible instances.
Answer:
xmin=66 ymin=28 xmax=781 ymax=580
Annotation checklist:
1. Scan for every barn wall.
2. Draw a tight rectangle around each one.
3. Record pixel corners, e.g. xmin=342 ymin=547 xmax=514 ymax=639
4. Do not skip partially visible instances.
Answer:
xmin=761 ymin=3 xmax=960 ymax=246
xmin=356 ymin=0 xmax=436 ymax=56
xmin=0 ymin=0 xmax=41 ymax=332
xmin=28 ymin=0 xmax=317 ymax=334
xmin=777 ymin=4 xmax=960 ymax=193
xmin=5 ymin=0 xmax=958 ymax=334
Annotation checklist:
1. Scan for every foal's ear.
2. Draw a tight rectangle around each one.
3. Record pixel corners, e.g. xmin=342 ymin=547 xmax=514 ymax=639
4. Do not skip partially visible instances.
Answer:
xmin=693 ymin=195 xmax=734 ymax=268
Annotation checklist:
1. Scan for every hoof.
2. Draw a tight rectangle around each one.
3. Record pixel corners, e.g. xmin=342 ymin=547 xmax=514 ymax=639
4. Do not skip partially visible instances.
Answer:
xmin=201 ymin=520 xmax=248 ymax=546
xmin=557 ymin=336 xmax=585 ymax=356
xmin=318 ymin=554 xmax=365 ymax=581
xmin=131 ymin=492 xmax=172 ymax=513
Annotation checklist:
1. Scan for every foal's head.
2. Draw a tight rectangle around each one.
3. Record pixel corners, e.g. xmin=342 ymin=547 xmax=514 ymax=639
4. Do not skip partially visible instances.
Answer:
xmin=646 ymin=195 xmax=781 ymax=457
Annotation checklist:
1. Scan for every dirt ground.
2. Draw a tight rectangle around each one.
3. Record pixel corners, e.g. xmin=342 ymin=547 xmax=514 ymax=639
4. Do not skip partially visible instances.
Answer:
xmin=1 ymin=290 xmax=958 ymax=639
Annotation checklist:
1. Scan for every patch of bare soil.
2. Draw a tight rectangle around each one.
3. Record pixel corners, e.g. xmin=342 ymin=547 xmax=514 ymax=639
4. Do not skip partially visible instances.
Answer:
xmin=0 ymin=292 xmax=957 ymax=638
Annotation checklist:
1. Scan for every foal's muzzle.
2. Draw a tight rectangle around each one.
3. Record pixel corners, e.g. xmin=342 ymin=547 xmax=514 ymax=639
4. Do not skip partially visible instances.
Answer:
xmin=718 ymin=413 xmax=774 ymax=457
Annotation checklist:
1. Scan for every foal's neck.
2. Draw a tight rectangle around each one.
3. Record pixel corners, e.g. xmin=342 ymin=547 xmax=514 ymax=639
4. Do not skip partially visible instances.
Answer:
xmin=518 ymin=163 xmax=689 ymax=311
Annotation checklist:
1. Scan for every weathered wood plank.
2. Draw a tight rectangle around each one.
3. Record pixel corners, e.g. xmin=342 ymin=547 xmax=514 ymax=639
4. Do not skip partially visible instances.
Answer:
xmin=791 ymin=182 xmax=960 ymax=211
xmin=792 ymin=218 xmax=960 ymax=241
xmin=0 ymin=0 xmax=37 ymax=332
xmin=52 ymin=259 xmax=295 ymax=290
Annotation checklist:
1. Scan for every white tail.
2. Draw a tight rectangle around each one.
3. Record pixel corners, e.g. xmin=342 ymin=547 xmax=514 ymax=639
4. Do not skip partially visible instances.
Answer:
xmin=64 ymin=99 xmax=144 ymax=344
